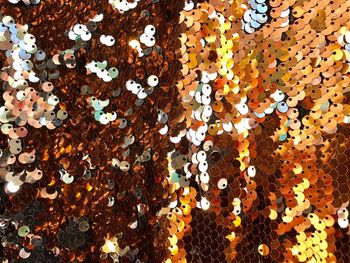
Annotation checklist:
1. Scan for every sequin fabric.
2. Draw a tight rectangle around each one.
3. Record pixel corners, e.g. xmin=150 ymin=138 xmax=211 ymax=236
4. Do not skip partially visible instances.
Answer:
xmin=0 ymin=0 xmax=350 ymax=262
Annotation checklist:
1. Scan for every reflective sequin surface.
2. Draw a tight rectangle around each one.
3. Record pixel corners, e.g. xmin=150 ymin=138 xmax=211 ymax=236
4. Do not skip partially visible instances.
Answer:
xmin=0 ymin=0 xmax=350 ymax=262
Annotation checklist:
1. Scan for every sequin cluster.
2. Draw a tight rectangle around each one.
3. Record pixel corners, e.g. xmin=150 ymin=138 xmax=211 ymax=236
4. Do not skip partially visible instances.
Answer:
xmin=0 ymin=0 xmax=350 ymax=262
xmin=0 ymin=14 xmax=64 ymax=196
xmin=166 ymin=0 xmax=350 ymax=262
xmin=0 ymin=0 xmax=184 ymax=261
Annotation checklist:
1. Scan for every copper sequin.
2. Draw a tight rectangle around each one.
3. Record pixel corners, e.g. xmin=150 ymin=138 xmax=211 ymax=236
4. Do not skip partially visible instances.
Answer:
xmin=0 ymin=0 xmax=350 ymax=262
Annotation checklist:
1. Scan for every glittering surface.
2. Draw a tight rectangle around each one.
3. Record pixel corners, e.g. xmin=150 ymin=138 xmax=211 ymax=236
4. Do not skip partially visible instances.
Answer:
xmin=0 ymin=0 xmax=350 ymax=262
